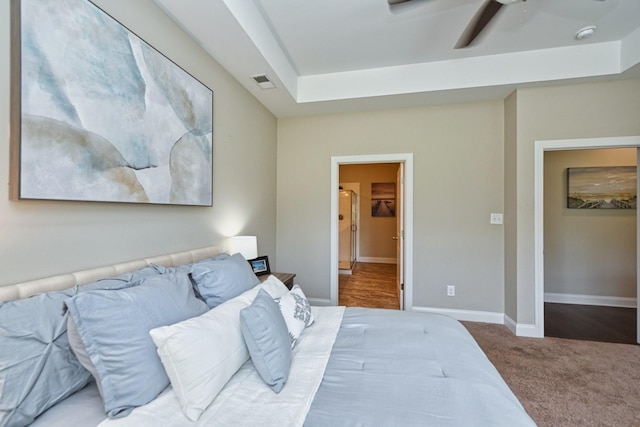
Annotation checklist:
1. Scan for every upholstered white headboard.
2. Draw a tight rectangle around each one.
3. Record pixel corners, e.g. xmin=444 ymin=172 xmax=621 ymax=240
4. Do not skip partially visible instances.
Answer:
xmin=0 ymin=245 xmax=224 ymax=302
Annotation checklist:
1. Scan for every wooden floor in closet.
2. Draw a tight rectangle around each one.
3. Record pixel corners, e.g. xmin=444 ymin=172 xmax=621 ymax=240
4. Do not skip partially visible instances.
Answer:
xmin=338 ymin=262 xmax=399 ymax=310
xmin=545 ymin=302 xmax=637 ymax=344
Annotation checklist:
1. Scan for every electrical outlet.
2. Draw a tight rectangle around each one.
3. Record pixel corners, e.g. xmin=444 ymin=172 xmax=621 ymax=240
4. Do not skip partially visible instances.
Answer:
xmin=447 ymin=285 xmax=455 ymax=297
xmin=490 ymin=213 xmax=503 ymax=225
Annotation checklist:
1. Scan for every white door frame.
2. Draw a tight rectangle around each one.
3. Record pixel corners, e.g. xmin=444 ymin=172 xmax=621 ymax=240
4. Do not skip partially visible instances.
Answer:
xmin=533 ymin=136 xmax=640 ymax=338
xmin=330 ymin=153 xmax=414 ymax=309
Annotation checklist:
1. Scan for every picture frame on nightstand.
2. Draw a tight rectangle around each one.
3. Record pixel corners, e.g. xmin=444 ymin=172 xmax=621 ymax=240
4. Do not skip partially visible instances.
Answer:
xmin=248 ymin=256 xmax=270 ymax=276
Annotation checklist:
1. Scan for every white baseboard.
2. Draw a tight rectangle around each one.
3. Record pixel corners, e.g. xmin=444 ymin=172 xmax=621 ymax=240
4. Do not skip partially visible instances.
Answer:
xmin=503 ymin=314 xmax=542 ymax=338
xmin=411 ymin=306 xmax=504 ymax=324
xmin=308 ymin=297 xmax=332 ymax=306
xmin=504 ymin=315 xmax=517 ymax=334
xmin=357 ymin=257 xmax=397 ymax=264
xmin=544 ymin=292 xmax=637 ymax=308
xmin=516 ymin=323 xmax=542 ymax=338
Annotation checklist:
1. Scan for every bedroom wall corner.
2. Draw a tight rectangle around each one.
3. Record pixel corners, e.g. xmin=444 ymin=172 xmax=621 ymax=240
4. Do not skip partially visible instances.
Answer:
xmin=0 ymin=0 xmax=278 ymax=287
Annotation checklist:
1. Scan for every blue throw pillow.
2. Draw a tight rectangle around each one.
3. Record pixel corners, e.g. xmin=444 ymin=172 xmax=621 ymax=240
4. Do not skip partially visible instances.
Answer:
xmin=152 ymin=254 xmax=230 ymax=302
xmin=191 ymin=253 xmax=259 ymax=308
xmin=0 ymin=266 xmax=160 ymax=427
xmin=81 ymin=265 xmax=162 ymax=292
xmin=65 ymin=272 xmax=208 ymax=418
xmin=0 ymin=288 xmax=90 ymax=427
xmin=240 ymin=289 xmax=292 ymax=393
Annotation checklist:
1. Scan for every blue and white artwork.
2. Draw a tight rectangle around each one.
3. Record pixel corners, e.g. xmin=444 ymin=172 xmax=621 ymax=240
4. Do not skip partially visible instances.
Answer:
xmin=15 ymin=0 xmax=213 ymax=205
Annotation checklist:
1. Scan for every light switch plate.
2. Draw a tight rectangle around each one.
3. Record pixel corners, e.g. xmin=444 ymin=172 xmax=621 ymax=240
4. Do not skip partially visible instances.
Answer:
xmin=490 ymin=213 xmax=503 ymax=225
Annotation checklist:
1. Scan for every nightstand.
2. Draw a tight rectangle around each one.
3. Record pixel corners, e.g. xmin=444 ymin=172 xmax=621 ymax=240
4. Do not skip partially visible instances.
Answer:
xmin=259 ymin=272 xmax=296 ymax=290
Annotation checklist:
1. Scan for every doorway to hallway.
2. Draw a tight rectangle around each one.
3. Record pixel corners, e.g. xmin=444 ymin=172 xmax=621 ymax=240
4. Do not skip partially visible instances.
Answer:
xmin=330 ymin=153 xmax=414 ymax=310
xmin=338 ymin=162 xmax=400 ymax=309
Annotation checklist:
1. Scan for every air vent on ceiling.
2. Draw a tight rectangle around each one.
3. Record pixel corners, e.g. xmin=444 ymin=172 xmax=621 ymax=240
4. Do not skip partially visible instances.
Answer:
xmin=251 ymin=74 xmax=275 ymax=90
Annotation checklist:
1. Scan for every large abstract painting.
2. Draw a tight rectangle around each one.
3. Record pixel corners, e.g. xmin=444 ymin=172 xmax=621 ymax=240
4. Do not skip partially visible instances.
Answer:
xmin=10 ymin=0 xmax=213 ymax=205
xmin=567 ymin=166 xmax=636 ymax=209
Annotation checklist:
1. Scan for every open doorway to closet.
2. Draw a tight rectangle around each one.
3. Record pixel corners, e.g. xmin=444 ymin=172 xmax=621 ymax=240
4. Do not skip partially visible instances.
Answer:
xmin=534 ymin=136 xmax=639 ymax=344
xmin=543 ymin=147 xmax=637 ymax=344
xmin=330 ymin=153 xmax=413 ymax=312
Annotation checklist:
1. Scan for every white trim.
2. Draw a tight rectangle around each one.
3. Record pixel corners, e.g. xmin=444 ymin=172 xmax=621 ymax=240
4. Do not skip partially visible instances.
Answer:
xmin=505 ymin=314 xmax=539 ymax=337
xmin=534 ymin=136 xmax=640 ymax=339
xmin=330 ymin=160 xmax=340 ymax=306
xmin=515 ymin=323 xmax=539 ymax=338
xmin=357 ymin=257 xmax=397 ymax=264
xmin=504 ymin=315 xmax=517 ymax=335
xmin=412 ymin=306 xmax=504 ymax=324
xmin=545 ymin=292 xmax=637 ymax=308
xmin=330 ymin=153 xmax=414 ymax=310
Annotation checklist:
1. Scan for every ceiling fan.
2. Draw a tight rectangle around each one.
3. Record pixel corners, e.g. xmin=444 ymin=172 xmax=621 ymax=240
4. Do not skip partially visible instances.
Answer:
xmin=388 ymin=0 xmax=606 ymax=49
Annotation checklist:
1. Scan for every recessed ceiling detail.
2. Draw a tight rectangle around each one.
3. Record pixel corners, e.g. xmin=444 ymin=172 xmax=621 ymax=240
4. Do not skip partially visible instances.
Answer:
xmin=154 ymin=0 xmax=640 ymax=117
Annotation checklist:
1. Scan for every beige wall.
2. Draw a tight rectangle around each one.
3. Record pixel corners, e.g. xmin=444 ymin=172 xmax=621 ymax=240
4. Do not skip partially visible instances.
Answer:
xmin=277 ymin=101 xmax=505 ymax=311
xmin=340 ymin=163 xmax=399 ymax=261
xmin=544 ymin=148 xmax=636 ymax=298
xmin=512 ymin=78 xmax=640 ymax=324
xmin=278 ymin=78 xmax=640 ymax=320
xmin=0 ymin=0 xmax=278 ymax=286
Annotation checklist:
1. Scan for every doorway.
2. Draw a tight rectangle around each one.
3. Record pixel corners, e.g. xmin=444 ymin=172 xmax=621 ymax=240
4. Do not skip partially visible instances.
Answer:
xmin=533 ymin=136 xmax=640 ymax=343
xmin=339 ymin=164 xmax=399 ymax=308
xmin=543 ymin=148 xmax=637 ymax=344
xmin=330 ymin=153 xmax=414 ymax=310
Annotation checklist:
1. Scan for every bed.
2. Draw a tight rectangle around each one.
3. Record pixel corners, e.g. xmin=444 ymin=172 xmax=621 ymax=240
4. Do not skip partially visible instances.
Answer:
xmin=0 ymin=246 xmax=535 ymax=427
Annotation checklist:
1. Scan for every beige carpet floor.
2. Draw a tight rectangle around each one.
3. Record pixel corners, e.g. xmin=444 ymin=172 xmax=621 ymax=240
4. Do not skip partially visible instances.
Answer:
xmin=463 ymin=322 xmax=640 ymax=426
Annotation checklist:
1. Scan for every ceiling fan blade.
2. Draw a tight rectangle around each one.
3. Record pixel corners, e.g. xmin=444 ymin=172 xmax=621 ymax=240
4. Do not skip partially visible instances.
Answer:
xmin=388 ymin=0 xmax=412 ymax=5
xmin=455 ymin=0 xmax=504 ymax=49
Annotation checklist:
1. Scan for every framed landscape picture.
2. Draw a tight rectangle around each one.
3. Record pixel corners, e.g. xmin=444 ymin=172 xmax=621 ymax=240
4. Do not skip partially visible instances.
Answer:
xmin=10 ymin=0 xmax=213 ymax=205
xmin=567 ymin=166 xmax=636 ymax=209
xmin=371 ymin=182 xmax=396 ymax=217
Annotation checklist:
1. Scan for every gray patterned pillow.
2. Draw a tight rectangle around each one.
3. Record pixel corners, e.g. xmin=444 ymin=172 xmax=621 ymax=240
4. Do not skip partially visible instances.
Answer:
xmin=274 ymin=284 xmax=314 ymax=347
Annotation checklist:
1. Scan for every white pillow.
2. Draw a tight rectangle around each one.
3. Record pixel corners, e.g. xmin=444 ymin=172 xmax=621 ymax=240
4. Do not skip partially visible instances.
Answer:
xmin=149 ymin=279 xmax=289 ymax=421
xmin=275 ymin=284 xmax=314 ymax=347
xmin=235 ymin=274 xmax=289 ymax=305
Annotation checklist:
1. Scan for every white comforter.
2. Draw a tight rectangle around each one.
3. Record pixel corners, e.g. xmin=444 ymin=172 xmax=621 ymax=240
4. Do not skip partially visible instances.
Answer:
xmin=98 ymin=306 xmax=345 ymax=427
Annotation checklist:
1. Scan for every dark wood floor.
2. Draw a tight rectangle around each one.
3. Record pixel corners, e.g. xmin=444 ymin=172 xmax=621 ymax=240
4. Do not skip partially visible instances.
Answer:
xmin=339 ymin=262 xmax=399 ymax=309
xmin=545 ymin=302 xmax=637 ymax=344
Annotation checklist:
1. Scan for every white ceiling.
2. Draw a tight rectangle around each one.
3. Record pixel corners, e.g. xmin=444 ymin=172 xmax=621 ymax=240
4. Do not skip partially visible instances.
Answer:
xmin=154 ymin=0 xmax=640 ymax=117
